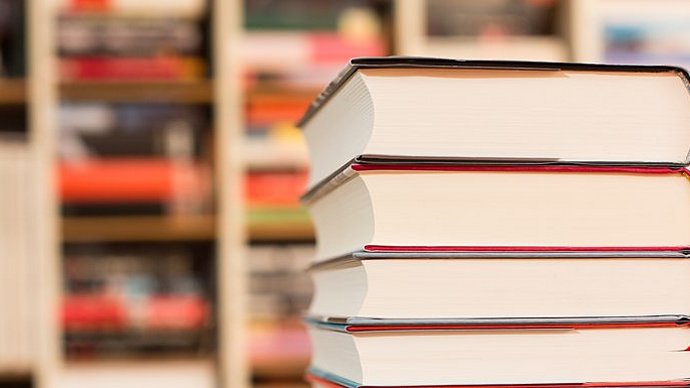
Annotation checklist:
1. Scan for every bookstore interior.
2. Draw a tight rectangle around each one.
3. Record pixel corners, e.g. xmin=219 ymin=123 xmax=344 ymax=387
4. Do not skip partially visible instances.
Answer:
xmin=1 ymin=0 xmax=690 ymax=387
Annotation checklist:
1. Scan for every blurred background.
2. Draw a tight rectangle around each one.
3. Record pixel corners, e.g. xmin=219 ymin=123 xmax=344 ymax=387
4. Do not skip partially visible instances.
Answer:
xmin=0 ymin=0 xmax=689 ymax=387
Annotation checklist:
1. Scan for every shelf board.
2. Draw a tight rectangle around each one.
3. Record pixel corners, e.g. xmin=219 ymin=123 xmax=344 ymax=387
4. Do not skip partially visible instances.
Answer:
xmin=0 ymin=78 xmax=27 ymax=105
xmin=0 ymin=363 xmax=32 ymax=379
xmin=62 ymin=215 xmax=216 ymax=243
xmin=62 ymin=215 xmax=315 ymax=242
xmin=59 ymin=81 xmax=214 ymax=103
xmin=252 ymin=358 xmax=308 ymax=379
xmin=61 ymin=358 xmax=215 ymax=388
xmin=248 ymin=222 xmax=314 ymax=242
xmin=246 ymin=86 xmax=321 ymax=101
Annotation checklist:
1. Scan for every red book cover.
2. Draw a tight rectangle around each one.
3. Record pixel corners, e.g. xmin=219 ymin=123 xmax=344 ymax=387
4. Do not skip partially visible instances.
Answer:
xmin=59 ymin=158 xmax=203 ymax=203
xmin=144 ymin=295 xmax=209 ymax=330
xmin=246 ymin=171 xmax=307 ymax=208
xmin=60 ymin=56 xmax=205 ymax=81
xmin=62 ymin=294 xmax=128 ymax=331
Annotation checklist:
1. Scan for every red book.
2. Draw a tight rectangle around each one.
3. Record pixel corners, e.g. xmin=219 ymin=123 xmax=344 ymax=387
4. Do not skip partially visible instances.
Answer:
xmin=144 ymin=295 xmax=209 ymax=330
xmin=60 ymin=56 xmax=205 ymax=81
xmin=62 ymin=294 xmax=127 ymax=331
xmin=59 ymin=158 xmax=203 ymax=203
xmin=246 ymin=171 xmax=307 ymax=208
xmin=303 ymin=164 xmax=690 ymax=263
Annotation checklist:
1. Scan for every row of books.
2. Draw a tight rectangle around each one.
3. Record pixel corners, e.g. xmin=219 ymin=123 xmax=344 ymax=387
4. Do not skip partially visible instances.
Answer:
xmin=425 ymin=0 xmax=560 ymax=37
xmin=241 ymin=4 xmax=387 ymax=380
xmin=601 ymin=0 xmax=690 ymax=70
xmin=59 ymin=159 xmax=308 ymax=222
xmin=300 ymin=57 xmax=690 ymax=387
xmin=63 ymin=243 xmax=214 ymax=358
xmin=0 ymin=138 xmax=33 ymax=369
xmin=248 ymin=245 xmax=312 ymax=377
xmin=248 ymin=244 xmax=312 ymax=321
xmin=57 ymin=0 xmax=207 ymax=81
xmin=59 ymin=103 xmax=212 ymax=216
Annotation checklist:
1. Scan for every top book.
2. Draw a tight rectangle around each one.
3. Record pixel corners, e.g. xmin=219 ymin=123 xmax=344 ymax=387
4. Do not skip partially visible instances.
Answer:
xmin=298 ymin=57 xmax=690 ymax=189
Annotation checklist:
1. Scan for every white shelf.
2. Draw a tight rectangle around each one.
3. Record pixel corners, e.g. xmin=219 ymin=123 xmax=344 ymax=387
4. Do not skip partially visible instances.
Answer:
xmin=58 ymin=359 xmax=215 ymax=388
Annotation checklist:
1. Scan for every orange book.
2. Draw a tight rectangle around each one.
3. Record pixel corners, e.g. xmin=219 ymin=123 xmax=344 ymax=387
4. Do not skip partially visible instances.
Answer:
xmin=59 ymin=158 xmax=203 ymax=203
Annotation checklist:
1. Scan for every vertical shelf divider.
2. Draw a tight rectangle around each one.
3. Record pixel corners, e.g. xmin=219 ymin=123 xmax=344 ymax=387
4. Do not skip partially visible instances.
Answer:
xmin=213 ymin=0 xmax=250 ymax=387
xmin=28 ymin=0 xmax=61 ymax=387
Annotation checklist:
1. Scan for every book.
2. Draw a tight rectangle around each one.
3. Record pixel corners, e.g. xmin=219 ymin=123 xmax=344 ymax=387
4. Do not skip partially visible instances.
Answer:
xmin=57 ymin=0 xmax=206 ymax=18
xmin=309 ymin=252 xmax=690 ymax=321
xmin=305 ymin=373 xmax=690 ymax=388
xmin=59 ymin=159 xmax=208 ymax=208
xmin=298 ymin=58 xmax=690 ymax=188
xmin=58 ymin=16 xmax=203 ymax=57
xmin=59 ymin=56 xmax=205 ymax=81
xmin=62 ymin=242 xmax=214 ymax=357
xmin=304 ymin=164 xmax=690 ymax=262
xmin=425 ymin=0 xmax=559 ymax=37
xmin=601 ymin=0 xmax=690 ymax=70
xmin=59 ymin=103 xmax=206 ymax=159
xmin=307 ymin=323 xmax=690 ymax=387
xmin=248 ymin=244 xmax=313 ymax=321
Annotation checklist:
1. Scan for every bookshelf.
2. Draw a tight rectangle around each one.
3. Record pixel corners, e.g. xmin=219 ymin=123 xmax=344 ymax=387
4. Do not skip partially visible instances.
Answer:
xmin=25 ymin=0 xmax=249 ymax=387
xmin=0 ymin=0 xmax=684 ymax=387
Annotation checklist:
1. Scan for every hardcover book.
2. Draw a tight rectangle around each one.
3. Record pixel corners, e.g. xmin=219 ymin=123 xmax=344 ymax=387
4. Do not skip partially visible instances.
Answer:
xmin=298 ymin=57 xmax=690 ymax=189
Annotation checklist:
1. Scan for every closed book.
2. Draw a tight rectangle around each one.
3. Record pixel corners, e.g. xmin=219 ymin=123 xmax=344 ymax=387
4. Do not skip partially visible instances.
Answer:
xmin=59 ymin=158 xmax=205 ymax=203
xmin=298 ymin=58 xmax=690 ymax=189
xmin=307 ymin=373 xmax=690 ymax=388
xmin=304 ymin=164 xmax=690 ymax=263
xmin=307 ymin=321 xmax=690 ymax=387
xmin=60 ymin=56 xmax=205 ymax=81
xmin=308 ymin=252 xmax=690 ymax=321
xmin=57 ymin=0 xmax=206 ymax=18
xmin=58 ymin=16 xmax=202 ymax=57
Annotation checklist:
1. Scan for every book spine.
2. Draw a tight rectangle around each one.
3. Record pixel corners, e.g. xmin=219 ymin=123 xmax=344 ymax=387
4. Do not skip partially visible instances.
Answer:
xmin=59 ymin=56 xmax=205 ymax=81
xmin=59 ymin=0 xmax=206 ymax=18
xmin=58 ymin=16 xmax=203 ymax=57
xmin=58 ymin=159 xmax=204 ymax=203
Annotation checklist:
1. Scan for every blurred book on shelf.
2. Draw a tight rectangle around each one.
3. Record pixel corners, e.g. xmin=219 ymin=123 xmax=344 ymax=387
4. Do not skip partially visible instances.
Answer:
xmin=59 ymin=159 xmax=211 ymax=216
xmin=601 ymin=0 xmax=690 ymax=69
xmin=244 ymin=125 xmax=308 ymax=170
xmin=245 ymin=170 xmax=312 ymax=241
xmin=56 ymin=0 xmax=206 ymax=18
xmin=57 ymin=0 xmax=208 ymax=81
xmin=58 ymin=103 xmax=213 ymax=217
xmin=242 ymin=0 xmax=390 ymax=118
xmin=426 ymin=0 xmax=558 ymax=37
xmin=417 ymin=0 xmax=567 ymax=61
xmin=248 ymin=245 xmax=313 ymax=378
xmin=59 ymin=103 xmax=208 ymax=158
xmin=62 ymin=242 xmax=215 ymax=359
xmin=58 ymin=16 xmax=203 ymax=57
xmin=241 ymin=0 xmax=388 ymax=247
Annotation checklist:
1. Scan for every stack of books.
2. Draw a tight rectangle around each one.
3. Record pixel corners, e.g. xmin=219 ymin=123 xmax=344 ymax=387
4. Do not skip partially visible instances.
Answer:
xmin=299 ymin=57 xmax=690 ymax=388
